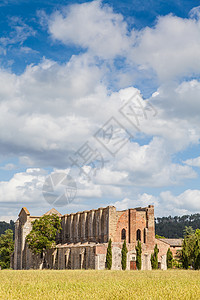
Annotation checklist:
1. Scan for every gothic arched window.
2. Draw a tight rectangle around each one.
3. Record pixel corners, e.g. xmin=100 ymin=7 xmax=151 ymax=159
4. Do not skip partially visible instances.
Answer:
xmin=136 ymin=229 xmax=141 ymax=241
xmin=121 ymin=228 xmax=126 ymax=240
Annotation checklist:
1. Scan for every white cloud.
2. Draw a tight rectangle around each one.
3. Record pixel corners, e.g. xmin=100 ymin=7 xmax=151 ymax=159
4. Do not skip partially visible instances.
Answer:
xmin=49 ymin=0 xmax=132 ymax=59
xmin=0 ymin=16 xmax=35 ymax=47
xmin=111 ymin=189 xmax=200 ymax=217
xmin=160 ymin=189 xmax=200 ymax=214
xmin=1 ymin=2 xmax=200 ymax=218
xmin=114 ymin=137 xmax=197 ymax=187
xmin=20 ymin=47 xmax=38 ymax=54
xmin=189 ymin=6 xmax=200 ymax=20
xmin=0 ymin=56 xmax=105 ymax=158
xmin=94 ymin=168 xmax=128 ymax=185
xmin=48 ymin=2 xmax=200 ymax=81
xmin=131 ymin=14 xmax=200 ymax=80
xmin=184 ymin=156 xmax=200 ymax=167
xmin=0 ymin=163 xmax=16 ymax=171
xmin=0 ymin=168 xmax=46 ymax=203
xmin=0 ymin=53 xmax=198 ymax=191
xmin=77 ymin=184 xmax=102 ymax=198
xmin=0 ymin=215 xmax=17 ymax=222
xmin=112 ymin=193 xmax=158 ymax=211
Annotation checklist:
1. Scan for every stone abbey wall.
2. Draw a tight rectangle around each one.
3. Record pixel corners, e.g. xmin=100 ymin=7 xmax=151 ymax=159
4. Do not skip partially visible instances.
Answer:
xmin=59 ymin=206 xmax=110 ymax=244
xmin=58 ymin=204 xmax=155 ymax=247
xmin=13 ymin=205 xmax=168 ymax=270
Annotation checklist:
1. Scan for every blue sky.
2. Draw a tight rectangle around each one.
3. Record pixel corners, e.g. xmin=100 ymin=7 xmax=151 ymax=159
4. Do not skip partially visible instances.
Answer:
xmin=1 ymin=0 xmax=200 ymax=221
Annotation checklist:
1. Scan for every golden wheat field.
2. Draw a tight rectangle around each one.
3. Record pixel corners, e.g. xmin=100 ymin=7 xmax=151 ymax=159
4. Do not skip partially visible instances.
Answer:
xmin=0 ymin=269 xmax=199 ymax=300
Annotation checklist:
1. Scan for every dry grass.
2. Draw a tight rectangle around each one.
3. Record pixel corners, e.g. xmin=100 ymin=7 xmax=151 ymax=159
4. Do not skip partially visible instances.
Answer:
xmin=0 ymin=269 xmax=200 ymax=300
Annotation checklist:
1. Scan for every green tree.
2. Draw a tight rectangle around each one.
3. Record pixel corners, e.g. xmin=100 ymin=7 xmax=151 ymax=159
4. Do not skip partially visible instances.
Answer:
xmin=135 ymin=240 xmax=142 ymax=270
xmin=106 ymin=239 xmax=112 ymax=270
xmin=166 ymin=248 xmax=173 ymax=269
xmin=121 ymin=240 xmax=128 ymax=271
xmin=181 ymin=238 xmax=189 ymax=269
xmin=0 ymin=229 xmax=14 ymax=269
xmin=155 ymin=234 xmax=166 ymax=239
xmin=26 ymin=214 xmax=61 ymax=267
xmin=194 ymin=239 xmax=200 ymax=270
xmin=0 ymin=220 xmax=15 ymax=237
xmin=183 ymin=226 xmax=195 ymax=237
xmin=195 ymin=229 xmax=200 ymax=241
xmin=151 ymin=244 xmax=159 ymax=269
xmin=181 ymin=226 xmax=200 ymax=269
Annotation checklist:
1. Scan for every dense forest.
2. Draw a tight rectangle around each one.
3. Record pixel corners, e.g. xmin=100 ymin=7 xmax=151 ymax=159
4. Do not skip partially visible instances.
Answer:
xmin=0 ymin=220 xmax=15 ymax=237
xmin=1 ymin=213 xmax=200 ymax=239
xmin=155 ymin=213 xmax=200 ymax=238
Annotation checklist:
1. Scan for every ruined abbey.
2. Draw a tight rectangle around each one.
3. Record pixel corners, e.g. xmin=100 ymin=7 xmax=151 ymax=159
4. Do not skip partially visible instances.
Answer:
xmin=13 ymin=205 xmax=170 ymax=270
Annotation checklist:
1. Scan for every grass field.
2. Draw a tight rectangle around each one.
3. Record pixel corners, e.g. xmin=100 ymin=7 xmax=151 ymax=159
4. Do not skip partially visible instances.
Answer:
xmin=0 ymin=269 xmax=200 ymax=300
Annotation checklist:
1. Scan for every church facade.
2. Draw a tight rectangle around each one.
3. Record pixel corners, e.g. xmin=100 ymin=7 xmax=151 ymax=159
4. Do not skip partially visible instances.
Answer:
xmin=13 ymin=205 xmax=169 ymax=270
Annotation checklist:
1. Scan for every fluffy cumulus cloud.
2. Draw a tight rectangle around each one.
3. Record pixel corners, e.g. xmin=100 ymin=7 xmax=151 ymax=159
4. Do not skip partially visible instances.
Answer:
xmin=0 ymin=167 xmax=128 ymax=220
xmin=0 ymin=168 xmax=47 ymax=220
xmin=0 ymin=168 xmax=45 ymax=203
xmin=112 ymin=189 xmax=200 ymax=217
xmin=1 ymin=1 xmax=200 ymax=219
xmin=49 ymin=1 xmax=200 ymax=81
xmin=189 ymin=6 xmax=200 ymax=19
xmin=113 ymin=138 xmax=197 ymax=187
xmin=111 ymin=193 xmax=159 ymax=212
xmin=48 ymin=0 xmax=132 ymax=59
xmin=184 ymin=156 xmax=200 ymax=167
xmin=0 ymin=56 xmax=104 ymax=160
xmin=159 ymin=190 xmax=200 ymax=215
xmin=131 ymin=14 xmax=200 ymax=80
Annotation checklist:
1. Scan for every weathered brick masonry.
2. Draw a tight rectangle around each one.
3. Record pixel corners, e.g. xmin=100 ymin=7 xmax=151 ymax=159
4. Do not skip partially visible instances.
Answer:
xmin=13 ymin=205 xmax=170 ymax=270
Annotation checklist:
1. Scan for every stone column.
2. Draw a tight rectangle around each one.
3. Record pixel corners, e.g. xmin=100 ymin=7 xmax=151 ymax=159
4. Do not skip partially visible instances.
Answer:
xmin=85 ymin=212 xmax=89 ymax=241
xmin=88 ymin=210 xmax=94 ymax=242
xmin=129 ymin=209 xmax=136 ymax=244
xmin=102 ymin=208 xmax=109 ymax=243
xmin=108 ymin=206 xmax=117 ymax=242
xmin=146 ymin=205 xmax=155 ymax=247
xmin=65 ymin=215 xmax=69 ymax=243
xmin=74 ymin=213 xmax=80 ymax=243
xmin=69 ymin=214 xmax=74 ymax=243
xmin=65 ymin=249 xmax=70 ymax=269
xmin=95 ymin=255 xmax=99 ymax=270
xmin=101 ymin=209 xmax=105 ymax=243
xmin=96 ymin=208 xmax=102 ymax=243
xmin=13 ymin=219 xmax=19 ymax=270
xmin=61 ymin=216 xmax=65 ymax=244
xmin=80 ymin=248 xmax=85 ymax=269
xmin=80 ymin=212 xmax=87 ymax=242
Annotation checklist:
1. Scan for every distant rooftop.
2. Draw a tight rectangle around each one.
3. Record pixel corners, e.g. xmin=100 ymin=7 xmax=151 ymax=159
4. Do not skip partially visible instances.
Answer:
xmin=158 ymin=238 xmax=183 ymax=247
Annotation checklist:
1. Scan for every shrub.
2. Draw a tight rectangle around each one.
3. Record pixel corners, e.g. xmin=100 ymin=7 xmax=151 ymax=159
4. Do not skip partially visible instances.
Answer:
xmin=121 ymin=240 xmax=128 ymax=270
xmin=106 ymin=239 xmax=112 ymax=270
xmin=135 ymin=240 xmax=142 ymax=270
xmin=166 ymin=248 xmax=173 ymax=269
xmin=181 ymin=239 xmax=189 ymax=269
xmin=151 ymin=244 xmax=159 ymax=269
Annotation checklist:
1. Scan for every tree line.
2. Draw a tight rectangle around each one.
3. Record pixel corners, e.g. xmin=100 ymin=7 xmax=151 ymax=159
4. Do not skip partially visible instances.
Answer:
xmin=155 ymin=213 xmax=200 ymax=238
xmin=0 ymin=220 xmax=15 ymax=237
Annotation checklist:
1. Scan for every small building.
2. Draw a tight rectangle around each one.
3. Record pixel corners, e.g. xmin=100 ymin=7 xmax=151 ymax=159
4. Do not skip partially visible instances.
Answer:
xmin=13 ymin=205 xmax=170 ymax=270
xmin=158 ymin=238 xmax=183 ymax=260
